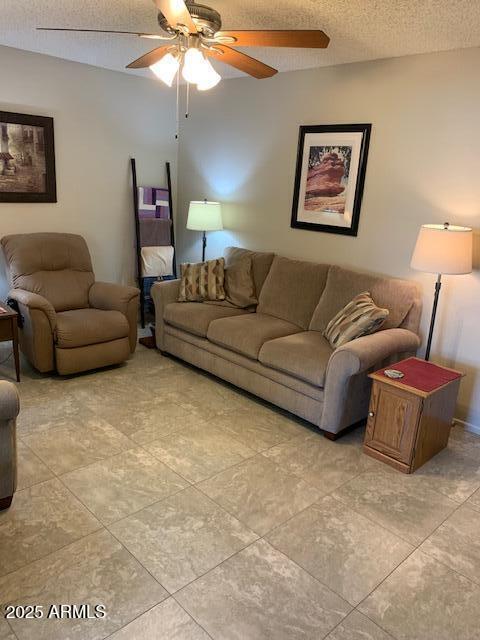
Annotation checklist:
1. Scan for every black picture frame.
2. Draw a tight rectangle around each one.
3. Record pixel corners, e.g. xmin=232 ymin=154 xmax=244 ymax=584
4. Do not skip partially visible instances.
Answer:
xmin=291 ymin=123 xmax=371 ymax=237
xmin=0 ymin=111 xmax=57 ymax=203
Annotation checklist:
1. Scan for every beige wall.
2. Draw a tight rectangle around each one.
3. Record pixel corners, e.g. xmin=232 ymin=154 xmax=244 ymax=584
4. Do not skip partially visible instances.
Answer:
xmin=2 ymin=44 xmax=479 ymax=426
xmin=177 ymin=47 xmax=480 ymax=428
xmin=0 ymin=45 xmax=177 ymax=291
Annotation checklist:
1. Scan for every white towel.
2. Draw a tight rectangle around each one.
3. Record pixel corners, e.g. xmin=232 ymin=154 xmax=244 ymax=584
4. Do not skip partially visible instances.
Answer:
xmin=141 ymin=245 xmax=174 ymax=277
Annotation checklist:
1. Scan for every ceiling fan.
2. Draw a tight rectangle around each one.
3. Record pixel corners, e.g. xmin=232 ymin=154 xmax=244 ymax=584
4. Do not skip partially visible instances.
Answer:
xmin=38 ymin=0 xmax=330 ymax=91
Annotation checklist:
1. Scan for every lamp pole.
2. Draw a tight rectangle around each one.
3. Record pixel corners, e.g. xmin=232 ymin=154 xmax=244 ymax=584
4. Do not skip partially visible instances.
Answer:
xmin=202 ymin=230 xmax=207 ymax=262
xmin=202 ymin=197 xmax=207 ymax=261
xmin=424 ymin=221 xmax=449 ymax=362
xmin=425 ymin=273 xmax=442 ymax=362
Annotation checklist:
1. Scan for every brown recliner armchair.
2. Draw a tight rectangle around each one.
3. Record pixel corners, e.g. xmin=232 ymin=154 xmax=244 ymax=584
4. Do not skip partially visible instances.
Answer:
xmin=1 ymin=233 xmax=140 ymax=375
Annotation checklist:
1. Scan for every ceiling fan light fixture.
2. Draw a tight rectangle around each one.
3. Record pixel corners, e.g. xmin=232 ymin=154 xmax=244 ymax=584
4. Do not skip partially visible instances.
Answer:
xmin=181 ymin=47 xmax=207 ymax=83
xmin=150 ymin=51 xmax=180 ymax=86
xmin=196 ymin=57 xmax=221 ymax=90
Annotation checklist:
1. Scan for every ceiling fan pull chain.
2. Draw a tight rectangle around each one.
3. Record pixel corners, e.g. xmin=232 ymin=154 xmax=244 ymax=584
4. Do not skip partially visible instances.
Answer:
xmin=185 ymin=81 xmax=190 ymax=119
xmin=175 ymin=67 xmax=180 ymax=140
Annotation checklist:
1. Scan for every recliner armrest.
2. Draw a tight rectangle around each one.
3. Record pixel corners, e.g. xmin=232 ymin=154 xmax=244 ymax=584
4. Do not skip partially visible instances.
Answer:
xmin=8 ymin=289 xmax=56 ymax=331
xmin=89 ymin=281 xmax=139 ymax=314
xmin=0 ymin=381 xmax=20 ymax=420
xmin=89 ymin=282 xmax=140 ymax=353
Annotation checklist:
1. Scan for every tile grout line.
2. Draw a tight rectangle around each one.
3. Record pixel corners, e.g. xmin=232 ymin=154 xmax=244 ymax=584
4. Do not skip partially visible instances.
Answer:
xmin=413 ymin=503 xmax=480 ymax=588
xmin=11 ymin=357 xmax=480 ymax=640
xmin=191 ymin=449 xmax=321 ymax=532
xmin=12 ymin=389 xmax=302 ymax=598
xmin=14 ymin=437 xmax=57 ymax=490
xmin=6 ymin=446 xmax=474 ymax=640
xmin=329 ymin=470 xmax=464 ymax=548
xmin=5 ymin=617 xmax=19 ymax=640
xmin=178 ymin=429 xmax=480 ymax=638
xmin=58 ymin=470 xmax=190 ymax=532
xmin=0 ymin=523 xmax=102 ymax=584
xmin=350 ymin=493 xmax=474 ymax=638
xmin=56 ymin=481 xmax=173 ymax=633
xmin=56 ymin=470 xmax=260 ymax=626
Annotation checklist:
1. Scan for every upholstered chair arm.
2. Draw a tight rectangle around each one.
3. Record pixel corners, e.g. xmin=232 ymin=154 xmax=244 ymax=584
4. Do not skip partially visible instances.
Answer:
xmin=8 ymin=289 xmax=56 ymax=331
xmin=320 ymin=328 xmax=421 ymax=435
xmin=151 ymin=279 xmax=181 ymax=351
xmin=89 ymin=282 xmax=140 ymax=353
xmin=7 ymin=289 xmax=57 ymax=373
xmin=0 ymin=380 xmax=20 ymax=420
xmin=0 ymin=381 xmax=19 ymax=507
xmin=89 ymin=281 xmax=139 ymax=312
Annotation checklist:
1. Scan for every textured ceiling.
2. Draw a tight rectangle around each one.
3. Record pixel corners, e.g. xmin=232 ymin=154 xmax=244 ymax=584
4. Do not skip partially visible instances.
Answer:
xmin=1 ymin=0 xmax=480 ymax=80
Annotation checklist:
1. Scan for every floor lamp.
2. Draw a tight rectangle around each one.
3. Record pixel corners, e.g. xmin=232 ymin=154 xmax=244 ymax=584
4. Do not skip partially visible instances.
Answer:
xmin=187 ymin=200 xmax=223 ymax=262
xmin=410 ymin=222 xmax=472 ymax=361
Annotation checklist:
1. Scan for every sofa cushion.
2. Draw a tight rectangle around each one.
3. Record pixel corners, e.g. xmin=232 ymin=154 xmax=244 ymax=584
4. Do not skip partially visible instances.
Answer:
xmin=56 ymin=308 xmax=129 ymax=348
xmin=207 ymin=313 xmax=302 ymax=360
xmin=310 ymin=265 xmax=421 ymax=333
xmin=164 ymin=302 xmax=248 ymax=338
xmin=257 ymin=256 xmax=329 ymax=329
xmin=224 ymin=247 xmax=274 ymax=298
xmin=259 ymin=331 xmax=333 ymax=387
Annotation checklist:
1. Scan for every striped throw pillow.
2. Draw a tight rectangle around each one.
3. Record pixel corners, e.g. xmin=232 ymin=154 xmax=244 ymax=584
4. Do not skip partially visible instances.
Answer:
xmin=178 ymin=258 xmax=226 ymax=302
xmin=323 ymin=291 xmax=389 ymax=349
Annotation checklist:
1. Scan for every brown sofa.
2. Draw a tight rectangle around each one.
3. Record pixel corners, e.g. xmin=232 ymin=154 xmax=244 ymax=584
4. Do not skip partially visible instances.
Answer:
xmin=1 ymin=233 xmax=140 ymax=375
xmin=152 ymin=247 xmax=422 ymax=438
xmin=0 ymin=381 xmax=20 ymax=510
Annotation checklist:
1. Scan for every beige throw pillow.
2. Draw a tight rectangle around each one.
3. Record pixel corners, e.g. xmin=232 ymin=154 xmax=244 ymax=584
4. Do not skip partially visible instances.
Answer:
xmin=323 ymin=291 xmax=389 ymax=349
xmin=178 ymin=258 xmax=226 ymax=302
xmin=224 ymin=254 xmax=258 ymax=308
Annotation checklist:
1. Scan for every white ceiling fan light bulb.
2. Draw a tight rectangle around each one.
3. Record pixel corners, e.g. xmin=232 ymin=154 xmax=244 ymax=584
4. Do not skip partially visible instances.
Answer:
xmin=150 ymin=53 xmax=180 ymax=87
xmin=182 ymin=47 xmax=206 ymax=84
xmin=197 ymin=57 xmax=221 ymax=90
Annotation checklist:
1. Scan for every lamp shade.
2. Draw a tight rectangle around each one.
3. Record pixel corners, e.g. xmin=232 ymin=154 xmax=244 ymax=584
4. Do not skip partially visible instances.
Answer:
xmin=410 ymin=223 xmax=473 ymax=275
xmin=187 ymin=201 xmax=223 ymax=231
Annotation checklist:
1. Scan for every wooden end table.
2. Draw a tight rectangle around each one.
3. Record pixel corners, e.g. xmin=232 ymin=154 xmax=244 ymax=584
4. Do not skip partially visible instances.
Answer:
xmin=363 ymin=357 xmax=463 ymax=473
xmin=0 ymin=305 xmax=20 ymax=382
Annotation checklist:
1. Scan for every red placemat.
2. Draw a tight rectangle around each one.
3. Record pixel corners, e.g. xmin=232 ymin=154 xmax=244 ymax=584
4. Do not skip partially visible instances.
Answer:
xmin=374 ymin=357 xmax=462 ymax=393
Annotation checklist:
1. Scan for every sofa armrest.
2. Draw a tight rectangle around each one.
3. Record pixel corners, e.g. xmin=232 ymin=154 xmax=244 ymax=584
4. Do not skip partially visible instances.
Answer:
xmin=89 ymin=282 xmax=140 ymax=353
xmin=151 ymin=279 xmax=181 ymax=350
xmin=320 ymin=328 xmax=421 ymax=435
xmin=8 ymin=289 xmax=56 ymax=331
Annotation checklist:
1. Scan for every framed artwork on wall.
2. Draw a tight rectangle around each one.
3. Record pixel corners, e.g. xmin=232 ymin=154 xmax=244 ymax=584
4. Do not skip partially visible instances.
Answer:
xmin=0 ymin=111 xmax=57 ymax=203
xmin=291 ymin=123 xmax=371 ymax=237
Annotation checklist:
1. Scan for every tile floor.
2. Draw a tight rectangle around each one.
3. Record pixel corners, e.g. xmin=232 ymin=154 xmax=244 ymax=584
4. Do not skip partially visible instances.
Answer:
xmin=1 ymin=344 xmax=480 ymax=639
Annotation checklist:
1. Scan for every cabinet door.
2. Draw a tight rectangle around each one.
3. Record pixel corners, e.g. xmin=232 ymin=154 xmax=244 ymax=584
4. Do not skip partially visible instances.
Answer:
xmin=365 ymin=382 xmax=422 ymax=464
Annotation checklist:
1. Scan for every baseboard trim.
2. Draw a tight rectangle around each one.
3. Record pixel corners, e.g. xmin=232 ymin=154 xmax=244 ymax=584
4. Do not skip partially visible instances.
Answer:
xmin=454 ymin=418 xmax=480 ymax=436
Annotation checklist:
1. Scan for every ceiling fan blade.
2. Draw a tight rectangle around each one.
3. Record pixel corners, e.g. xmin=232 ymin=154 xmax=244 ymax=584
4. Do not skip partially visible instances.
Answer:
xmin=214 ymin=30 xmax=330 ymax=49
xmin=205 ymin=45 xmax=277 ymax=79
xmin=152 ymin=0 xmax=197 ymax=33
xmin=126 ymin=45 xmax=173 ymax=69
xmin=37 ymin=27 xmax=167 ymax=38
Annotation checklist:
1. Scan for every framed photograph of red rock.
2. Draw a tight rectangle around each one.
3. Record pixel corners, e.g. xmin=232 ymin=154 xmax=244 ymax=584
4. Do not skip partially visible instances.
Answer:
xmin=291 ymin=123 xmax=371 ymax=236
xmin=0 ymin=111 xmax=57 ymax=203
